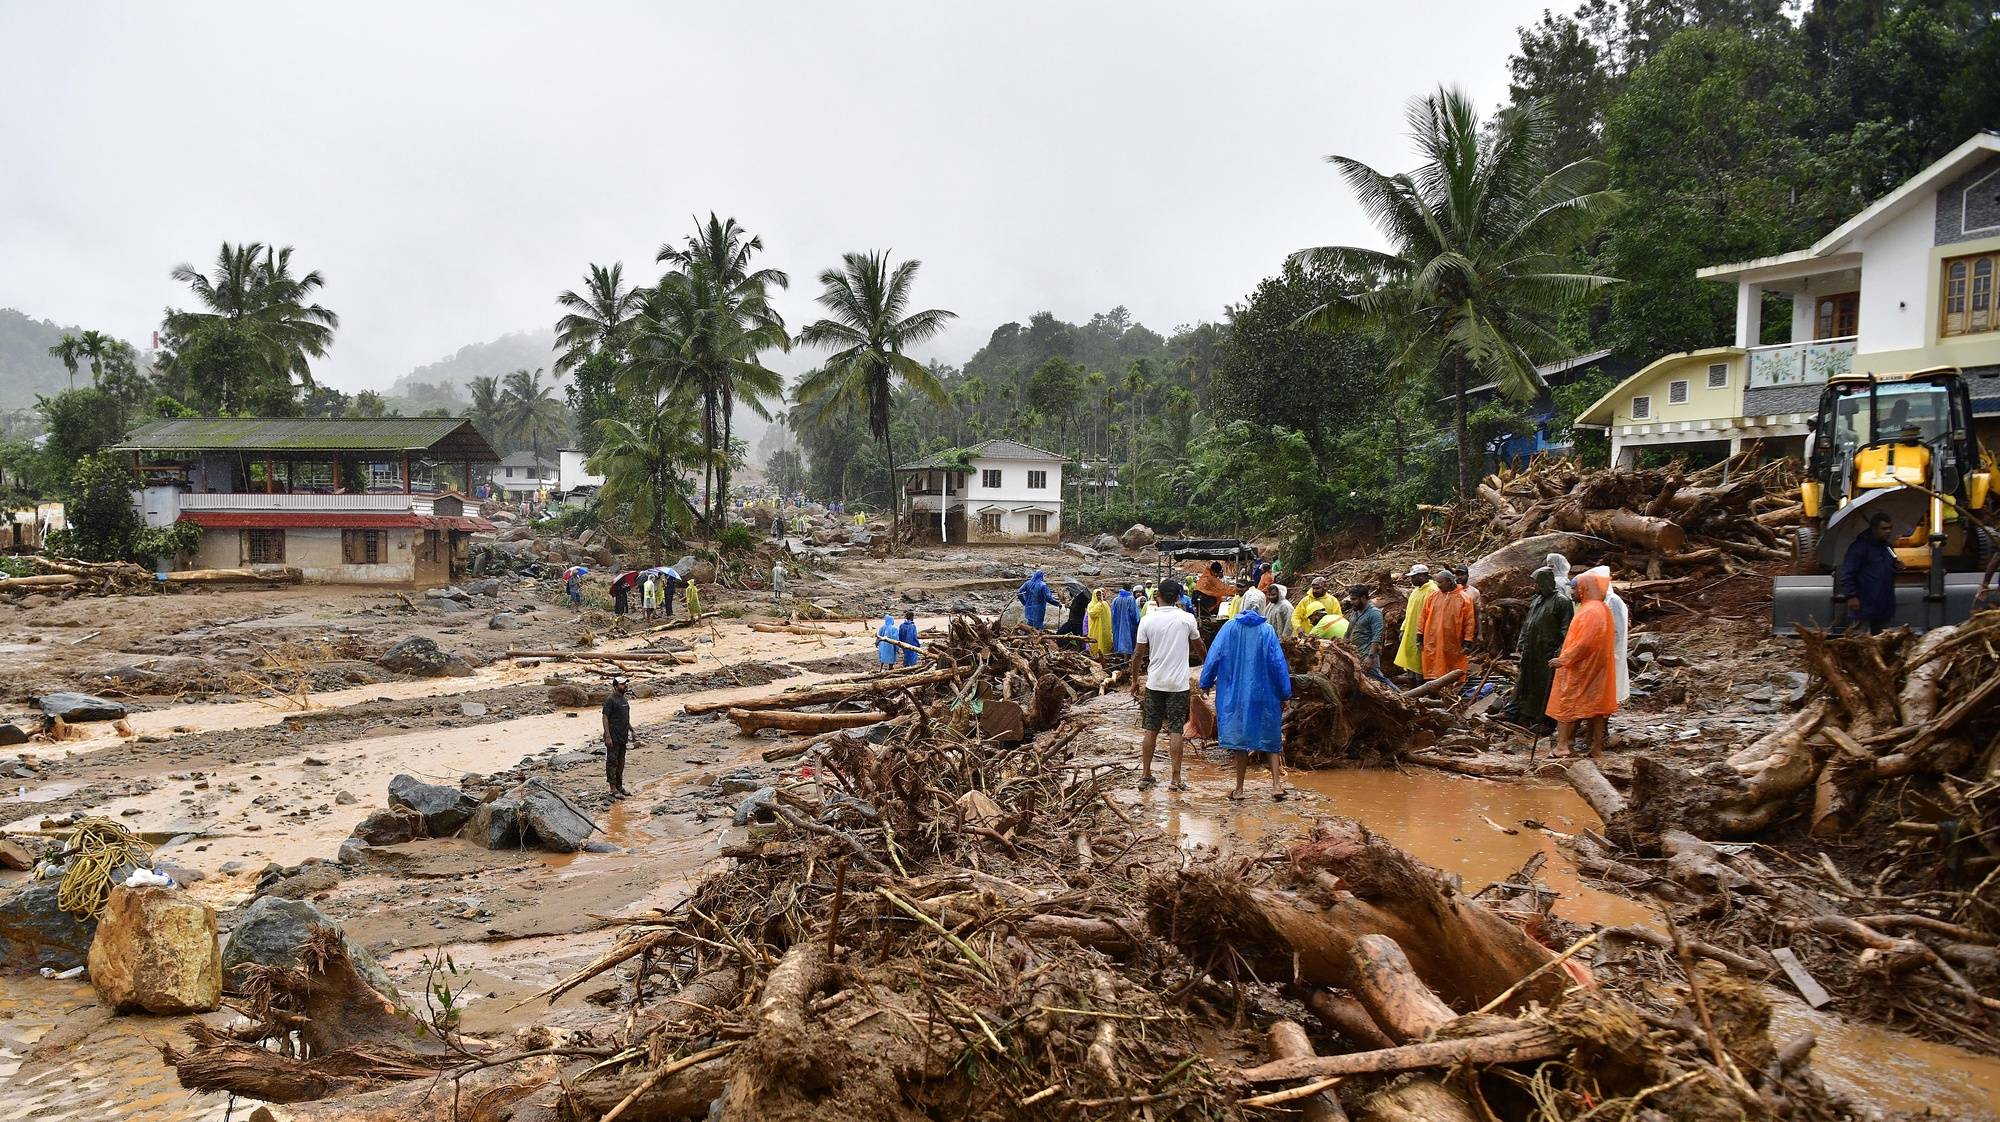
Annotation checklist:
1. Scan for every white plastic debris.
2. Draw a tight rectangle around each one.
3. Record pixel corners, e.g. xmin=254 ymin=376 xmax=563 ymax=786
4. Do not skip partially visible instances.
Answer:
xmin=123 ymin=868 xmax=173 ymax=888
xmin=38 ymin=965 xmax=85 ymax=980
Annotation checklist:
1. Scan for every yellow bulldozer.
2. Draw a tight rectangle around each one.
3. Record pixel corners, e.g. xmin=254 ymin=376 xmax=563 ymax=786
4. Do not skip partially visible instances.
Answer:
xmin=1773 ymin=366 xmax=1994 ymax=634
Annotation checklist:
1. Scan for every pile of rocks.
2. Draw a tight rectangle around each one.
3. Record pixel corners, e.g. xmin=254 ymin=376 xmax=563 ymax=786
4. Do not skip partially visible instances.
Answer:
xmin=341 ymin=773 xmax=598 ymax=860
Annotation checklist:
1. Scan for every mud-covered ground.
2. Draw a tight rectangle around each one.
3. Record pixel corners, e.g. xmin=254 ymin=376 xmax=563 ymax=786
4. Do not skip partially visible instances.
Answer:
xmin=1 ymin=540 xmax=1995 ymax=1120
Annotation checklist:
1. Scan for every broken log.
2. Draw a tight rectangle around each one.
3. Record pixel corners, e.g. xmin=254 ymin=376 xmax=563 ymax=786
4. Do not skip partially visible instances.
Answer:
xmin=1235 ymin=1024 xmax=1564 ymax=1083
xmin=684 ymin=666 xmax=965 ymax=715
xmin=1306 ymin=990 xmax=1396 ymax=1050
xmin=1349 ymin=934 xmax=1456 ymax=1041
xmin=1263 ymin=1020 xmax=1348 ymax=1122
xmin=1563 ymin=759 xmax=1627 ymax=824
xmin=506 ymin=648 xmax=696 ymax=665
xmin=1551 ymin=506 xmax=1686 ymax=553
xmin=240 ymin=1056 xmax=562 ymax=1121
xmin=724 ymin=708 xmax=888 ymax=735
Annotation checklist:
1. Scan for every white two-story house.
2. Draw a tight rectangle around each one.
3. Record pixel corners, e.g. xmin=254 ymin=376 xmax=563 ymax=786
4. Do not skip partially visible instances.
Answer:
xmin=898 ymin=439 xmax=1066 ymax=545
xmin=1578 ymin=131 xmax=2000 ymax=467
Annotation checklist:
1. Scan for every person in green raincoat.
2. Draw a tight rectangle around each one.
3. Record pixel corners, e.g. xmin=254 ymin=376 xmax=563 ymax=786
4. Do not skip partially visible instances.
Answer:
xmin=1510 ymin=566 xmax=1572 ymax=728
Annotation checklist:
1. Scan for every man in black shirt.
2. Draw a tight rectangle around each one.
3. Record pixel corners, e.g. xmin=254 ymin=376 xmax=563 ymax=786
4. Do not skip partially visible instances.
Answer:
xmin=600 ymin=677 xmax=634 ymax=796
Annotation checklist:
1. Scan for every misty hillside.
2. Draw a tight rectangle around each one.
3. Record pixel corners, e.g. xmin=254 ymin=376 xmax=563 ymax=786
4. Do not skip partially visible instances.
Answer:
xmin=389 ymin=329 xmax=559 ymax=398
xmin=0 ymin=308 xmax=108 ymax=407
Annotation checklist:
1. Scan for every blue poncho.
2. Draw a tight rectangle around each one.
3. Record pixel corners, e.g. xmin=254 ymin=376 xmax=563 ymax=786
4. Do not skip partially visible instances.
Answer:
xmin=1111 ymin=590 xmax=1139 ymax=654
xmin=1017 ymin=571 xmax=1060 ymax=629
xmin=897 ymin=618 xmax=920 ymax=666
xmin=876 ymin=615 xmax=899 ymax=664
xmin=1198 ymin=610 xmax=1292 ymax=753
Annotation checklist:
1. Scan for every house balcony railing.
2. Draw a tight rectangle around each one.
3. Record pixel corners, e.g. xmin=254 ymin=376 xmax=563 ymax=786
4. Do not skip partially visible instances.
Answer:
xmin=173 ymin=493 xmax=439 ymax=514
xmin=1746 ymin=336 xmax=1856 ymax=389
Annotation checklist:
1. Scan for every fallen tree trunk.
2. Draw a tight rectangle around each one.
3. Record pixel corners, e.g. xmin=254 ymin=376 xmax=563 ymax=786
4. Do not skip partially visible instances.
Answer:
xmin=684 ymin=666 xmax=965 ymax=715
xmin=1235 ymin=1024 xmax=1564 ymax=1083
xmin=507 ymin=648 xmax=696 ymax=665
xmin=165 ymin=567 xmax=303 ymax=584
xmin=1263 ymin=1020 xmax=1349 ymax=1122
xmin=241 ymin=1057 xmax=561 ymax=1121
xmin=1551 ymin=506 xmax=1687 ymax=553
xmin=725 ymin=708 xmax=889 ymax=735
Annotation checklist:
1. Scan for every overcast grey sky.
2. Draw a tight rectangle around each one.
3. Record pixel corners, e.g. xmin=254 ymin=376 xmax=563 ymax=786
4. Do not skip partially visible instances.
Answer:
xmin=0 ymin=2 xmax=1538 ymax=392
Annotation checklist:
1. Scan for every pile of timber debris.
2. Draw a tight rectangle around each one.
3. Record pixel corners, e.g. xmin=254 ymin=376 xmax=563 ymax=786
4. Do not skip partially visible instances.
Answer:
xmin=1563 ymin=611 xmax=2000 ymax=1050
xmin=1279 ymin=635 xmax=1470 ymax=768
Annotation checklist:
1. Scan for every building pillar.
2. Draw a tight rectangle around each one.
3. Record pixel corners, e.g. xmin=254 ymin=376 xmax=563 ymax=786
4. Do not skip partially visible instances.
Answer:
xmin=402 ymin=452 xmax=412 ymax=495
xmin=1734 ymin=283 xmax=1764 ymax=348
xmin=264 ymin=455 xmax=273 ymax=494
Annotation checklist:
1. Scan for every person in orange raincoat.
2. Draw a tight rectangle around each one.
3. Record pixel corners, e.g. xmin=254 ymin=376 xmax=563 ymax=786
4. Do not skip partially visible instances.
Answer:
xmin=1417 ymin=570 xmax=1475 ymax=680
xmin=1192 ymin=561 xmax=1233 ymax=618
xmin=1547 ymin=570 xmax=1619 ymax=759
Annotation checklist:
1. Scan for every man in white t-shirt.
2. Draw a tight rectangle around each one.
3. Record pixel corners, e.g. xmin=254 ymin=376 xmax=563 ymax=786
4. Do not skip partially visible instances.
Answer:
xmin=1131 ymin=579 xmax=1206 ymax=791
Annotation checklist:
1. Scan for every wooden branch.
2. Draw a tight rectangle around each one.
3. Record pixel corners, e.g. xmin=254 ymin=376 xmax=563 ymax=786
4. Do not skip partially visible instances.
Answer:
xmin=683 ymin=666 xmax=964 ymax=715
xmin=725 ymin=708 xmax=888 ymax=735
xmin=1235 ymin=1024 xmax=1563 ymax=1083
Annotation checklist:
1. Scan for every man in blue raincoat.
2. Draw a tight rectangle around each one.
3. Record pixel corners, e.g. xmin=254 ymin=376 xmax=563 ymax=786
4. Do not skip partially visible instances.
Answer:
xmin=876 ymin=614 xmax=900 ymax=668
xmin=1017 ymin=570 xmax=1061 ymax=629
xmin=1110 ymin=585 xmax=1139 ymax=655
xmin=897 ymin=610 xmax=921 ymax=667
xmin=1199 ymin=604 xmax=1293 ymax=800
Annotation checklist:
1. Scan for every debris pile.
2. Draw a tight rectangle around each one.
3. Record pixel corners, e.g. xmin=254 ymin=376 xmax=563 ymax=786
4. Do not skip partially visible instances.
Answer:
xmin=1565 ymin=611 xmax=2000 ymax=1049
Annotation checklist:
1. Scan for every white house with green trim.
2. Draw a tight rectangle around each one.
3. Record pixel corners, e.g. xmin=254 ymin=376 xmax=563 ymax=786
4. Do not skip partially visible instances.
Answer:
xmin=897 ymin=439 xmax=1065 ymax=545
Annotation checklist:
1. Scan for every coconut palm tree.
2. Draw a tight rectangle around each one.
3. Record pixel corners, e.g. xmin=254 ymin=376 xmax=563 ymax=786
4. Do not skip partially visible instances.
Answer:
xmin=47 ymin=333 xmax=83 ymax=390
xmin=657 ymin=215 xmax=789 ymax=523
xmin=467 ymin=375 xmax=504 ymax=441
xmin=588 ymin=401 xmax=711 ymax=542
xmin=500 ymin=368 xmax=568 ymax=462
xmin=795 ymin=252 xmax=955 ymax=539
xmin=1292 ymin=88 xmax=1622 ymax=495
xmin=77 ymin=330 xmax=114 ymax=387
xmin=168 ymin=241 xmax=339 ymax=390
xmin=554 ymin=263 xmax=642 ymax=375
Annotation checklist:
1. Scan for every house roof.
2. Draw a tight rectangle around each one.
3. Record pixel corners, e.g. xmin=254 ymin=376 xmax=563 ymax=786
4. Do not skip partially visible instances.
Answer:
xmin=112 ymin=417 xmax=499 ymax=461
xmin=1574 ymin=347 xmax=1743 ymax=427
xmin=178 ymin=510 xmax=497 ymax=532
xmin=1450 ymin=349 xmax=1616 ymax=402
xmin=897 ymin=439 xmax=1065 ymax=471
xmin=496 ymin=450 xmax=557 ymax=469
xmin=1699 ymin=131 xmax=2000 ymax=282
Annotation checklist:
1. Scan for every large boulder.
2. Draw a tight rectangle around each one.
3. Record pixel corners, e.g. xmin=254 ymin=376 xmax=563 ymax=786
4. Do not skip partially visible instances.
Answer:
xmin=222 ymin=896 xmax=398 ymax=1000
xmin=520 ymin=786 xmax=594 ymax=853
xmin=1466 ymin=532 xmax=1590 ymax=605
xmin=350 ymin=806 xmax=422 ymax=846
xmin=1091 ymin=533 xmax=1124 ymax=553
xmin=0 ymin=722 xmax=28 ymax=746
xmin=0 ymin=880 xmax=97 ymax=970
xmin=1120 ymin=523 xmax=1156 ymax=550
xmin=86 ymin=885 xmax=222 ymax=1014
xmin=387 ymin=774 xmax=478 ymax=836
xmin=377 ymin=637 xmax=451 ymax=677
xmin=1061 ymin=542 xmax=1096 ymax=559
xmin=465 ymin=796 xmax=522 ymax=850
xmin=37 ymin=692 xmax=127 ymax=723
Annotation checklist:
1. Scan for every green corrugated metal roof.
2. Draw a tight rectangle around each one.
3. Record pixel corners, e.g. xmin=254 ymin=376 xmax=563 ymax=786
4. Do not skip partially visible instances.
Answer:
xmin=111 ymin=417 xmax=495 ymax=456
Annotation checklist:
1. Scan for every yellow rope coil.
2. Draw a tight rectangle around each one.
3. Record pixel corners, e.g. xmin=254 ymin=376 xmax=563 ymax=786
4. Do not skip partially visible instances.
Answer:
xmin=54 ymin=817 xmax=155 ymax=918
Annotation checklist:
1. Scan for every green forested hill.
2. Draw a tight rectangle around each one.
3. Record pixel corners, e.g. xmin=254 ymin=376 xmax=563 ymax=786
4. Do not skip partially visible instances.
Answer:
xmin=0 ymin=308 xmax=99 ymax=406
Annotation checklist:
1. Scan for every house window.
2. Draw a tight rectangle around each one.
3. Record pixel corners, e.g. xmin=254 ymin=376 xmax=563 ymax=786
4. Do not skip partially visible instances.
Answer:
xmin=243 ymin=529 xmax=284 ymax=564
xmin=1027 ymin=513 xmax=1049 ymax=534
xmin=1027 ymin=470 xmax=1047 ymax=489
xmin=1668 ymin=380 xmax=1689 ymax=405
xmin=342 ymin=529 xmax=387 ymax=564
xmin=1707 ymin=363 xmax=1729 ymax=389
xmin=978 ymin=512 xmax=1002 ymax=534
xmin=1943 ymin=252 xmax=1997 ymax=338
xmin=1630 ymin=395 xmax=1652 ymax=420
xmin=1814 ymin=291 xmax=1858 ymax=339
xmin=981 ymin=469 xmax=1002 ymax=488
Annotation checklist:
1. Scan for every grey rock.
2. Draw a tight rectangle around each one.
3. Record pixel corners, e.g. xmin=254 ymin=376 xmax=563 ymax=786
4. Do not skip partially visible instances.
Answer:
xmin=520 ymin=786 xmax=594 ymax=853
xmin=261 ymin=865 xmax=341 ymax=899
xmin=334 ymin=790 xmax=357 ymax=806
xmin=464 ymin=797 xmax=521 ymax=850
xmin=1061 ymin=542 xmax=1096 ymax=559
xmin=222 ymin=897 xmax=398 ymax=1000
xmin=432 ymin=598 xmax=470 ymax=614
xmin=581 ymin=841 xmax=619 ymax=854
xmin=387 ymin=774 xmax=477 ymax=836
xmin=0 ymin=723 xmax=27 ymax=746
xmin=460 ymin=701 xmax=488 ymax=718
xmin=462 ymin=578 xmax=501 ymax=597
xmin=350 ymin=806 xmax=421 ymax=846
xmin=712 ymin=768 xmax=766 ymax=797
xmin=487 ymin=612 xmax=524 ymax=631
xmin=1119 ymin=523 xmax=1156 ymax=550
xmin=732 ymin=787 xmax=778 ymax=826
xmin=155 ymin=859 xmax=206 ymax=885
xmin=378 ymin=637 xmax=452 ymax=677
xmin=0 ymin=880 xmax=97 ymax=970
xmin=335 ymin=838 xmax=369 ymax=866
xmin=1091 ymin=533 xmax=1123 ymax=553
xmin=37 ymin=692 xmax=128 ymax=723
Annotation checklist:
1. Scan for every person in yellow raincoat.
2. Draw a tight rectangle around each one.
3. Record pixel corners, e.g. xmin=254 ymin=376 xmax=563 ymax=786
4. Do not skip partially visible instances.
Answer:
xmin=1392 ymin=563 xmax=1438 ymax=674
xmin=684 ymin=580 xmax=702 ymax=620
xmin=1086 ymin=588 xmax=1114 ymax=656
xmin=1290 ymin=577 xmax=1340 ymax=633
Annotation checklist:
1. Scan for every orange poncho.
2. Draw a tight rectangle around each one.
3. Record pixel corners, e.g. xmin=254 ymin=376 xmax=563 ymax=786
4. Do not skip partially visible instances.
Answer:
xmin=1194 ymin=569 xmax=1232 ymax=601
xmin=1547 ymin=572 xmax=1619 ymax=721
xmin=1419 ymin=587 xmax=1475 ymax=680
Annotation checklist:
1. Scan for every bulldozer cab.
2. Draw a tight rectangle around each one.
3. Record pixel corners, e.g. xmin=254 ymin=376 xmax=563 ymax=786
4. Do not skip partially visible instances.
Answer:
xmin=1777 ymin=367 xmax=1993 ymax=634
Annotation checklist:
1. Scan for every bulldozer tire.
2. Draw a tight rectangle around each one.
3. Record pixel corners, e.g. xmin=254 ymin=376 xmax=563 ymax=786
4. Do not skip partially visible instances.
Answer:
xmin=1792 ymin=526 xmax=1822 ymax=575
xmin=1974 ymin=524 xmax=1998 ymax=573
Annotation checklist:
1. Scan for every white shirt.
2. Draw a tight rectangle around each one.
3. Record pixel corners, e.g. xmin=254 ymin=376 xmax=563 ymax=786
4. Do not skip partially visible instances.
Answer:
xmin=1134 ymin=606 xmax=1200 ymax=693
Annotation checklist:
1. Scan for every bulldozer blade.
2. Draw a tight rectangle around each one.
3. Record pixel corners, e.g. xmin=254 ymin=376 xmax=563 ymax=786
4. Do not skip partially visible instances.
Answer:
xmin=1773 ymin=573 xmax=1986 ymax=635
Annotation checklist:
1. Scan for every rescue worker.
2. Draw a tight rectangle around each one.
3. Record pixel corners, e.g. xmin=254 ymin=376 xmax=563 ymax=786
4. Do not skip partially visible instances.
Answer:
xmin=1839 ymin=512 xmax=1901 ymax=634
xmin=1345 ymin=584 xmax=1388 ymax=684
xmin=1392 ymin=564 xmax=1438 ymax=675
xmin=1305 ymin=605 xmax=1347 ymax=639
xmin=1017 ymin=570 xmax=1061 ymax=629
xmin=1058 ymin=577 xmax=1092 ymax=642
xmin=1511 ymin=566 xmax=1572 ymax=728
xmin=897 ymin=610 xmax=921 ymax=667
xmin=1111 ymin=585 xmax=1140 ymax=655
xmin=1087 ymin=587 xmax=1114 ymax=656
xmin=1418 ymin=570 xmax=1475 ymax=681
xmin=1193 ymin=561 xmax=1231 ymax=618
xmin=1291 ymin=577 xmax=1339 ymax=634
xmin=1267 ymin=584 xmax=1295 ymax=640
xmin=1548 ymin=570 xmax=1619 ymax=759
xmin=1200 ymin=594 xmax=1292 ymax=800
xmin=876 ymin=613 xmax=900 ymax=668
xmin=600 ymin=677 xmax=634 ymax=797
